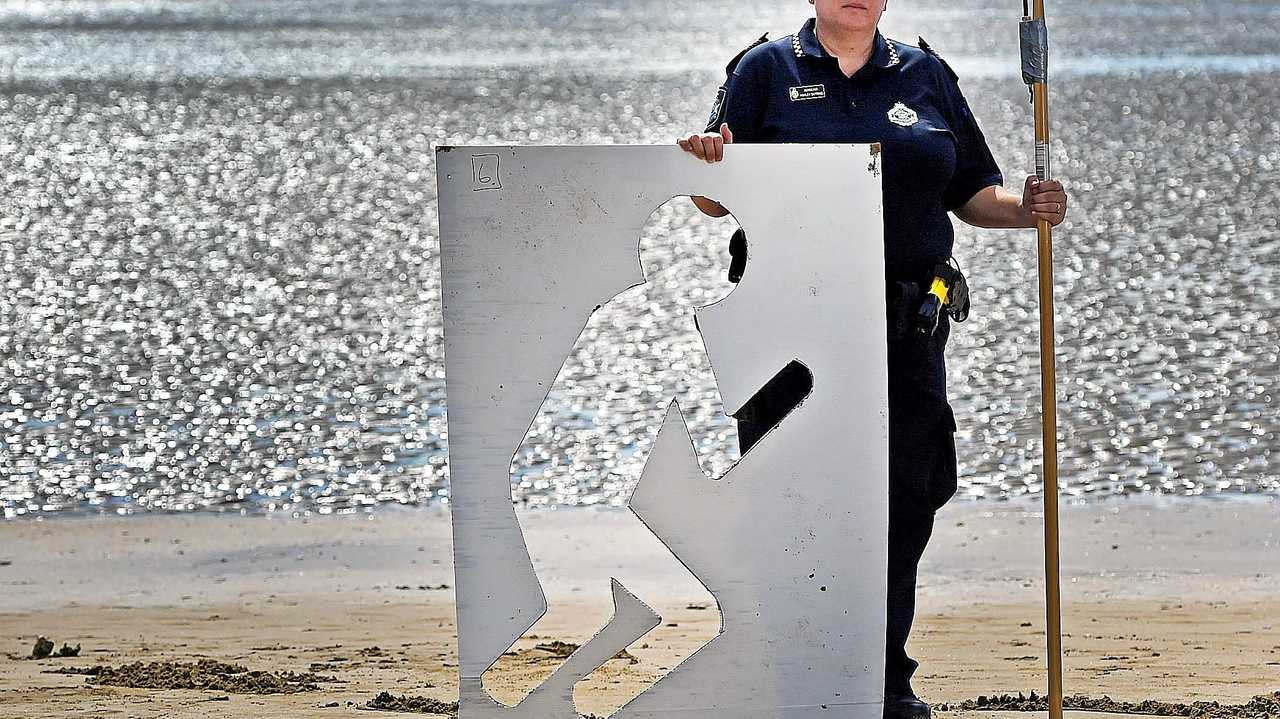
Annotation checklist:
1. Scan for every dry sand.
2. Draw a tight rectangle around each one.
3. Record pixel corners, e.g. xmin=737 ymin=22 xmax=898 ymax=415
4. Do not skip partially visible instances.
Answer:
xmin=0 ymin=496 xmax=1276 ymax=718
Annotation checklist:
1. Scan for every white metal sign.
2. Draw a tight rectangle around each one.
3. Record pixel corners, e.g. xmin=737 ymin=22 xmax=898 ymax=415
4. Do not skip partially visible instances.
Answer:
xmin=436 ymin=144 xmax=889 ymax=718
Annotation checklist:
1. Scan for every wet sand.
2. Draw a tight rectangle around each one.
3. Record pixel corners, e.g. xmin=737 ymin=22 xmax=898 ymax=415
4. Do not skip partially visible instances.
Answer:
xmin=0 ymin=497 xmax=1276 ymax=717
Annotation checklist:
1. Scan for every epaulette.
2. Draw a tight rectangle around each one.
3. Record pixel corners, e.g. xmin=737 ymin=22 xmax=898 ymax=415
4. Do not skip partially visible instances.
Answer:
xmin=725 ymin=33 xmax=770 ymax=76
xmin=918 ymin=36 xmax=959 ymax=83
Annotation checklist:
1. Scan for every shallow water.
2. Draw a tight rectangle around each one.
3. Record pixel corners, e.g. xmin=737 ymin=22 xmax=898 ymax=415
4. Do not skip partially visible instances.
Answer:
xmin=1 ymin=0 xmax=1278 ymax=516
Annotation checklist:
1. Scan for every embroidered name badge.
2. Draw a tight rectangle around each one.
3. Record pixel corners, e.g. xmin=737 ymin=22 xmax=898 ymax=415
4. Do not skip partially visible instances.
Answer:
xmin=887 ymin=102 xmax=919 ymax=127
xmin=788 ymin=84 xmax=826 ymax=101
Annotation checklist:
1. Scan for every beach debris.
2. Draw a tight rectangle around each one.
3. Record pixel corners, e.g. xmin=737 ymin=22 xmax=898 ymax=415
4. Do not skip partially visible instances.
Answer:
xmin=365 ymin=691 xmax=458 ymax=715
xmin=27 ymin=637 xmax=76 ymax=659
xmin=520 ymin=641 xmax=636 ymax=664
xmin=533 ymin=641 xmax=578 ymax=659
xmin=53 ymin=659 xmax=334 ymax=694
xmin=500 ymin=640 xmax=637 ymax=665
xmin=934 ymin=690 xmax=1280 ymax=718
xmin=30 ymin=637 xmax=55 ymax=659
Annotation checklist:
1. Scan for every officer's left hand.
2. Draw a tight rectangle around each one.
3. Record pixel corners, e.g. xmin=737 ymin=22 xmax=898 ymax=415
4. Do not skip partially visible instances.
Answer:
xmin=1020 ymin=176 xmax=1068 ymax=227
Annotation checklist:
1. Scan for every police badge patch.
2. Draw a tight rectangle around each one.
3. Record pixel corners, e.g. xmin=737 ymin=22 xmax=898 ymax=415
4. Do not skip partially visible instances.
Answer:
xmin=705 ymin=87 xmax=728 ymax=132
xmin=887 ymin=102 xmax=919 ymax=127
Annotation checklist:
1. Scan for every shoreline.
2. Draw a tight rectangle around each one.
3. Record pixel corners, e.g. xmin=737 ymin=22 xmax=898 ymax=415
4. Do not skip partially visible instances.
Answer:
xmin=1 ymin=496 xmax=1276 ymax=717
xmin=5 ymin=487 xmax=1276 ymax=521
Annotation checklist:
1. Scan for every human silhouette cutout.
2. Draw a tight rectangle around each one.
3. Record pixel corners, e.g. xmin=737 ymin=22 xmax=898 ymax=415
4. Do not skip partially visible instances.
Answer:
xmin=484 ymin=198 xmax=805 ymax=713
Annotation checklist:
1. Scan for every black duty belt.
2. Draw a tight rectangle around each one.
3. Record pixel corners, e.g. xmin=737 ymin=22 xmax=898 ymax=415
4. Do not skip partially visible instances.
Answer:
xmin=888 ymin=259 xmax=971 ymax=341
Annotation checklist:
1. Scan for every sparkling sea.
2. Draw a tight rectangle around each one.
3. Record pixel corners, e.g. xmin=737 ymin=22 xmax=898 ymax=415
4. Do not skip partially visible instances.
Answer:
xmin=2 ymin=0 xmax=1279 ymax=517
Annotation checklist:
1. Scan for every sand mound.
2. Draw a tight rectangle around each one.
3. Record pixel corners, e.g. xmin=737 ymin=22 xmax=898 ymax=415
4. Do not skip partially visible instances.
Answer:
xmin=936 ymin=690 xmax=1280 ymax=718
xmin=366 ymin=691 xmax=458 ymax=715
xmin=57 ymin=659 xmax=333 ymax=694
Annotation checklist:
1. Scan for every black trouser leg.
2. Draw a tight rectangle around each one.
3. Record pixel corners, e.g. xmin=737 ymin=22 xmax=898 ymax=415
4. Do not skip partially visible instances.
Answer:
xmin=884 ymin=495 xmax=935 ymax=697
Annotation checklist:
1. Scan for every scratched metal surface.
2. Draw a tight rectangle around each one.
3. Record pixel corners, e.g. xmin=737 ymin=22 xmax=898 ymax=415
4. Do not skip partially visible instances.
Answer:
xmin=436 ymin=144 xmax=888 ymax=717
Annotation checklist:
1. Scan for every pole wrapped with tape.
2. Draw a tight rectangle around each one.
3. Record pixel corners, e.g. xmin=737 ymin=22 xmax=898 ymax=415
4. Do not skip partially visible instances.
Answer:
xmin=1020 ymin=14 xmax=1050 ymax=179
xmin=1020 ymin=17 xmax=1049 ymax=85
xmin=1021 ymin=2 xmax=1066 ymax=719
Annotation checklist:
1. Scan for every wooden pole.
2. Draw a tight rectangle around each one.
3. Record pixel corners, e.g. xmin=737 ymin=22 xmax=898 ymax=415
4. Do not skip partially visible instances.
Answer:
xmin=1027 ymin=1 xmax=1065 ymax=718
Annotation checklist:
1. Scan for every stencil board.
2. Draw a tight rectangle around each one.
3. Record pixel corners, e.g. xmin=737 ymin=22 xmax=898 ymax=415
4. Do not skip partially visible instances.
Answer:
xmin=436 ymin=144 xmax=889 ymax=719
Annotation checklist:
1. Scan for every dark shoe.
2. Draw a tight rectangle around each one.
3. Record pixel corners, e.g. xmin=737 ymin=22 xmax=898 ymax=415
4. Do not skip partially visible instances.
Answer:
xmin=884 ymin=692 xmax=931 ymax=719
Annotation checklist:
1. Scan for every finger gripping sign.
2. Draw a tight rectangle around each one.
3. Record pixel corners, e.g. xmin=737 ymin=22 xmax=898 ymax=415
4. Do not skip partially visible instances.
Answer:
xmin=435 ymin=144 xmax=889 ymax=718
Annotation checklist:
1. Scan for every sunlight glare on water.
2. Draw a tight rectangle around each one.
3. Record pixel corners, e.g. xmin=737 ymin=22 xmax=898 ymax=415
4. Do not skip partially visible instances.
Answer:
xmin=1 ymin=0 xmax=1278 ymax=516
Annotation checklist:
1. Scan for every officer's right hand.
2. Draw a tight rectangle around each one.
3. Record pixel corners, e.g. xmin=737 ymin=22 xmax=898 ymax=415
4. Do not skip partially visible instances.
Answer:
xmin=677 ymin=123 xmax=733 ymax=163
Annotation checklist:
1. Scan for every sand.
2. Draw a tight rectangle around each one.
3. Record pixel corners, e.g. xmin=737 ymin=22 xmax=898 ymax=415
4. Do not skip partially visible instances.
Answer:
xmin=0 ymin=496 xmax=1276 ymax=718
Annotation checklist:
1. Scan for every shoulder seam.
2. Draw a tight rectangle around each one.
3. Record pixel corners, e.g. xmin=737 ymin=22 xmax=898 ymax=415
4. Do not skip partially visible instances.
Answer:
xmin=724 ymin=32 xmax=772 ymax=75
xmin=734 ymin=39 xmax=776 ymax=77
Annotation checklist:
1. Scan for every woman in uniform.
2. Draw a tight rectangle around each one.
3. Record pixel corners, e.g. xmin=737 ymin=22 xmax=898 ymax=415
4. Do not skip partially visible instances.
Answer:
xmin=677 ymin=2 xmax=1069 ymax=718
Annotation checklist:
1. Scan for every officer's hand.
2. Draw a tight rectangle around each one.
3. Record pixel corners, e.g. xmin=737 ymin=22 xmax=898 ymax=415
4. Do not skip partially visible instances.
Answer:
xmin=1020 ymin=175 xmax=1068 ymax=227
xmin=677 ymin=123 xmax=733 ymax=163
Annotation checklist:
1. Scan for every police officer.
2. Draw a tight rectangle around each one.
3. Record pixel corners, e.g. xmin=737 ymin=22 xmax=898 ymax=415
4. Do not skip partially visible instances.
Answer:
xmin=678 ymin=2 xmax=1068 ymax=718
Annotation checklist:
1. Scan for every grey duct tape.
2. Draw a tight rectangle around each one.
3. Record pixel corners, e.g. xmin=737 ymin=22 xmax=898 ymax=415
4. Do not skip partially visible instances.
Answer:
xmin=1020 ymin=18 xmax=1048 ymax=85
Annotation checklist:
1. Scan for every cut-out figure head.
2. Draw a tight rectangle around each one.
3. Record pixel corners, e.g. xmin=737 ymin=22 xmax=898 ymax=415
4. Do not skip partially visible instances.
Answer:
xmin=637 ymin=196 xmax=740 ymax=310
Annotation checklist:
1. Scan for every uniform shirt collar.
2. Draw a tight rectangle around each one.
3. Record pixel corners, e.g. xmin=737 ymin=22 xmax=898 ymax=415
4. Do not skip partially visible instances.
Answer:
xmin=793 ymin=17 xmax=900 ymax=69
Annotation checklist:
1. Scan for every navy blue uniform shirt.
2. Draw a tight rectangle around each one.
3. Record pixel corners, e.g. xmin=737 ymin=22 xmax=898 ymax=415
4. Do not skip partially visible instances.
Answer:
xmin=708 ymin=18 xmax=1004 ymax=511
xmin=705 ymin=17 xmax=1004 ymax=281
